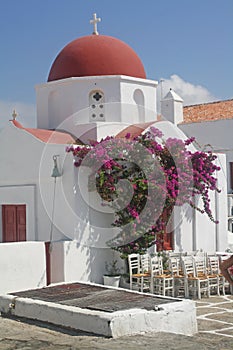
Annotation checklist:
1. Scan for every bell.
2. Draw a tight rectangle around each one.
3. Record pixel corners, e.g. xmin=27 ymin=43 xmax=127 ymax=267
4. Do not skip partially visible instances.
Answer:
xmin=51 ymin=155 xmax=62 ymax=178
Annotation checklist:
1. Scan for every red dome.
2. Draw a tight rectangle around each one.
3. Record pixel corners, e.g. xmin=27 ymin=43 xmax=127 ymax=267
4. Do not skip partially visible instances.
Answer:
xmin=48 ymin=35 xmax=146 ymax=81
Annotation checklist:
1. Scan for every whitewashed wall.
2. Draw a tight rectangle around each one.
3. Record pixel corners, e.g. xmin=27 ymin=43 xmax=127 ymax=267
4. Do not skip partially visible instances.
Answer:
xmin=35 ymin=75 xmax=158 ymax=130
xmin=0 ymin=242 xmax=46 ymax=294
xmin=0 ymin=123 xmax=75 ymax=243
xmin=49 ymin=240 xmax=123 ymax=285
xmin=173 ymin=153 xmax=228 ymax=253
xmin=180 ymin=119 xmax=233 ymax=192
xmin=0 ymin=118 xmax=229 ymax=292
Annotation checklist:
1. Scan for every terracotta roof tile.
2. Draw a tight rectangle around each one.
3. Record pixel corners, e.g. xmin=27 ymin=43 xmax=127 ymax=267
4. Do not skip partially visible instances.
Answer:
xmin=11 ymin=120 xmax=75 ymax=144
xmin=182 ymin=99 xmax=233 ymax=124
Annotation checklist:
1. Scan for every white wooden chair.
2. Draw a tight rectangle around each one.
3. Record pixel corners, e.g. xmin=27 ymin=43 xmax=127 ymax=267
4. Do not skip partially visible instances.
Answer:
xmin=141 ymin=253 xmax=151 ymax=274
xmin=128 ymin=253 xmax=150 ymax=292
xmin=181 ymin=256 xmax=210 ymax=299
xmin=181 ymin=256 xmax=195 ymax=298
xmin=207 ymin=256 xmax=224 ymax=295
xmin=168 ymin=256 xmax=186 ymax=297
xmin=150 ymin=255 xmax=174 ymax=297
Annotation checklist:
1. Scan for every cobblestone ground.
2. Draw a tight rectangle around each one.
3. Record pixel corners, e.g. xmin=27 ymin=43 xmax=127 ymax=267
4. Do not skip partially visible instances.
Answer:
xmin=0 ymin=295 xmax=232 ymax=350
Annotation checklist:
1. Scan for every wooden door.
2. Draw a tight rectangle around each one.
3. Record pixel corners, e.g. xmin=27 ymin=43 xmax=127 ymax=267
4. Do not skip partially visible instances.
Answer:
xmin=157 ymin=207 xmax=174 ymax=251
xmin=162 ymin=229 xmax=173 ymax=251
xmin=2 ymin=205 xmax=26 ymax=242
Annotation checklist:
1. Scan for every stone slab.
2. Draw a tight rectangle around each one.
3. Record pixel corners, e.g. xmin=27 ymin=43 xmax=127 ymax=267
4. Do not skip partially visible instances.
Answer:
xmin=9 ymin=283 xmax=174 ymax=312
xmin=0 ymin=281 xmax=197 ymax=338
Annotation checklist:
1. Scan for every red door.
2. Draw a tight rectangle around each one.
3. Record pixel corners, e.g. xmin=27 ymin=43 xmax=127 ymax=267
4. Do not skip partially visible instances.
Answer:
xmin=157 ymin=207 xmax=174 ymax=251
xmin=162 ymin=229 xmax=173 ymax=251
xmin=2 ymin=205 xmax=26 ymax=242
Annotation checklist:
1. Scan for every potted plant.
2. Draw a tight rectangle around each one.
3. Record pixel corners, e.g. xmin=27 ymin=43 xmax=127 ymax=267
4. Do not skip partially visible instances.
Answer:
xmin=103 ymin=260 xmax=122 ymax=287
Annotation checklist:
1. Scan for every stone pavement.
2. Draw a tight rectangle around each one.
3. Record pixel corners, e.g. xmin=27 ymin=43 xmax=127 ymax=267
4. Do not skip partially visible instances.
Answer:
xmin=0 ymin=295 xmax=232 ymax=349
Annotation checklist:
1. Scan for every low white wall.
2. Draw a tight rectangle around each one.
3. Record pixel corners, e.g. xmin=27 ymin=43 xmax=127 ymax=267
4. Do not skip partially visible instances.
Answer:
xmin=0 ymin=242 xmax=46 ymax=294
xmin=50 ymin=240 xmax=123 ymax=285
xmin=0 ymin=290 xmax=197 ymax=338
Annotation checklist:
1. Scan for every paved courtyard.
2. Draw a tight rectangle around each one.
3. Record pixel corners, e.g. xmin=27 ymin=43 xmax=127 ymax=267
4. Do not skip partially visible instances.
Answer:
xmin=0 ymin=294 xmax=232 ymax=349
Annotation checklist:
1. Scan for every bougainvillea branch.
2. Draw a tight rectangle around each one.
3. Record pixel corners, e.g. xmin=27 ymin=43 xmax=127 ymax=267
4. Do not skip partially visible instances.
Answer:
xmin=66 ymin=127 xmax=221 ymax=258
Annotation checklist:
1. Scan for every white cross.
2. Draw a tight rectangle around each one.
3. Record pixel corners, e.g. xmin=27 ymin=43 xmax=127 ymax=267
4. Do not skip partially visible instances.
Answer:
xmin=90 ymin=13 xmax=101 ymax=35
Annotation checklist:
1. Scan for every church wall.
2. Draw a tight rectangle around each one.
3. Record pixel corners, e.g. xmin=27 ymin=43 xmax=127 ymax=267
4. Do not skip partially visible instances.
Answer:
xmin=161 ymin=98 xmax=183 ymax=125
xmin=0 ymin=126 xmax=42 ymax=242
xmin=180 ymin=119 xmax=233 ymax=193
xmin=36 ymin=76 xmax=158 ymax=131
xmin=0 ymin=124 xmax=78 ymax=243
xmin=37 ymin=142 xmax=78 ymax=242
xmin=39 ymin=148 xmax=121 ymax=247
xmin=48 ymin=88 xmax=73 ymax=129
xmin=47 ymin=163 xmax=127 ymax=285
xmin=36 ymin=90 xmax=49 ymax=129
xmin=173 ymin=205 xmax=194 ymax=253
xmin=67 ymin=77 xmax=121 ymax=124
xmin=120 ymin=78 xmax=157 ymax=123
xmin=36 ymin=77 xmax=122 ymax=130
xmin=173 ymin=153 xmax=228 ymax=253
xmin=161 ymin=99 xmax=174 ymax=123
xmin=0 ymin=123 xmax=128 ymax=248
xmin=214 ymin=153 xmax=228 ymax=251
xmin=195 ymin=192 xmax=217 ymax=253
xmin=95 ymin=122 xmax=131 ymax=141
xmin=180 ymin=121 xmax=231 ymax=249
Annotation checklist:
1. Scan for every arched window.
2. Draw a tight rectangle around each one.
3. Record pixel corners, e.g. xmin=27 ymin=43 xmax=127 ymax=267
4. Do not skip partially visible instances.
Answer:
xmin=133 ymin=89 xmax=145 ymax=123
xmin=89 ymin=90 xmax=105 ymax=122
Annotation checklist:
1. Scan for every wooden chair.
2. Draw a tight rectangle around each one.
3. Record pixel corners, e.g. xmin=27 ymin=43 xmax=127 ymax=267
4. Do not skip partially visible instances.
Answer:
xmin=207 ymin=255 xmax=225 ymax=296
xmin=141 ymin=253 xmax=151 ymax=274
xmin=128 ymin=253 xmax=150 ymax=292
xmin=181 ymin=256 xmax=210 ymax=299
xmin=168 ymin=256 xmax=186 ymax=297
xmin=150 ymin=255 xmax=174 ymax=297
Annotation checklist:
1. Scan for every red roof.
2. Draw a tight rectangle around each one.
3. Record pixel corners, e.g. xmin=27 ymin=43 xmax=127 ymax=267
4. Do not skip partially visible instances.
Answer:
xmin=48 ymin=35 xmax=146 ymax=82
xmin=115 ymin=122 xmax=156 ymax=139
xmin=11 ymin=120 xmax=75 ymax=144
xmin=183 ymin=99 xmax=233 ymax=124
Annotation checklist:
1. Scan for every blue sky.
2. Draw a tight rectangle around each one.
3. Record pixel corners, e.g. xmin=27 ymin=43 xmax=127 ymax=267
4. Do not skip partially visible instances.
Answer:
xmin=0 ymin=0 xmax=232 ymax=127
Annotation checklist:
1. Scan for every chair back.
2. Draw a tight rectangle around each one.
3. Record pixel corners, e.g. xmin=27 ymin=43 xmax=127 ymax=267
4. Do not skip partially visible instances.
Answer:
xmin=140 ymin=253 xmax=151 ymax=273
xmin=150 ymin=255 xmax=163 ymax=276
xmin=181 ymin=256 xmax=195 ymax=277
xmin=169 ymin=256 xmax=181 ymax=276
xmin=193 ymin=256 xmax=207 ymax=277
xmin=208 ymin=256 xmax=220 ymax=274
xmin=128 ymin=253 xmax=141 ymax=275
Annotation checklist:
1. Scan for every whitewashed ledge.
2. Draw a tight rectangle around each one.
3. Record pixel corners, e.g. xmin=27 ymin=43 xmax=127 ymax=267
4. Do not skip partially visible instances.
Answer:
xmin=0 ymin=282 xmax=197 ymax=338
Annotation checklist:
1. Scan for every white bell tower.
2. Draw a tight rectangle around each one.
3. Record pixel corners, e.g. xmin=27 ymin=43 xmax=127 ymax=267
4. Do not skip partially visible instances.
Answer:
xmin=161 ymin=89 xmax=184 ymax=125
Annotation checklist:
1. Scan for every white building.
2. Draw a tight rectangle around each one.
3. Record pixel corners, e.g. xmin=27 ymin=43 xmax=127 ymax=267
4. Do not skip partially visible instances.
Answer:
xmin=161 ymin=93 xmax=233 ymax=244
xmin=0 ymin=15 xmax=229 ymax=292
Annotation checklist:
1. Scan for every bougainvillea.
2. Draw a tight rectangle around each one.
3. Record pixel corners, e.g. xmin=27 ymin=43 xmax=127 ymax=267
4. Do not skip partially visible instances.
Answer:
xmin=66 ymin=127 xmax=221 ymax=258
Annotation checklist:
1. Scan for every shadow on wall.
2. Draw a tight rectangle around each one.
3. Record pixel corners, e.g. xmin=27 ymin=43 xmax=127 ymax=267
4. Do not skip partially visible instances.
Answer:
xmin=49 ymin=239 xmax=118 ymax=285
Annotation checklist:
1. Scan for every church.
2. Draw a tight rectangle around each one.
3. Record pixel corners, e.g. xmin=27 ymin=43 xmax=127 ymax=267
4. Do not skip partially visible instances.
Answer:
xmin=0 ymin=14 xmax=229 ymax=292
